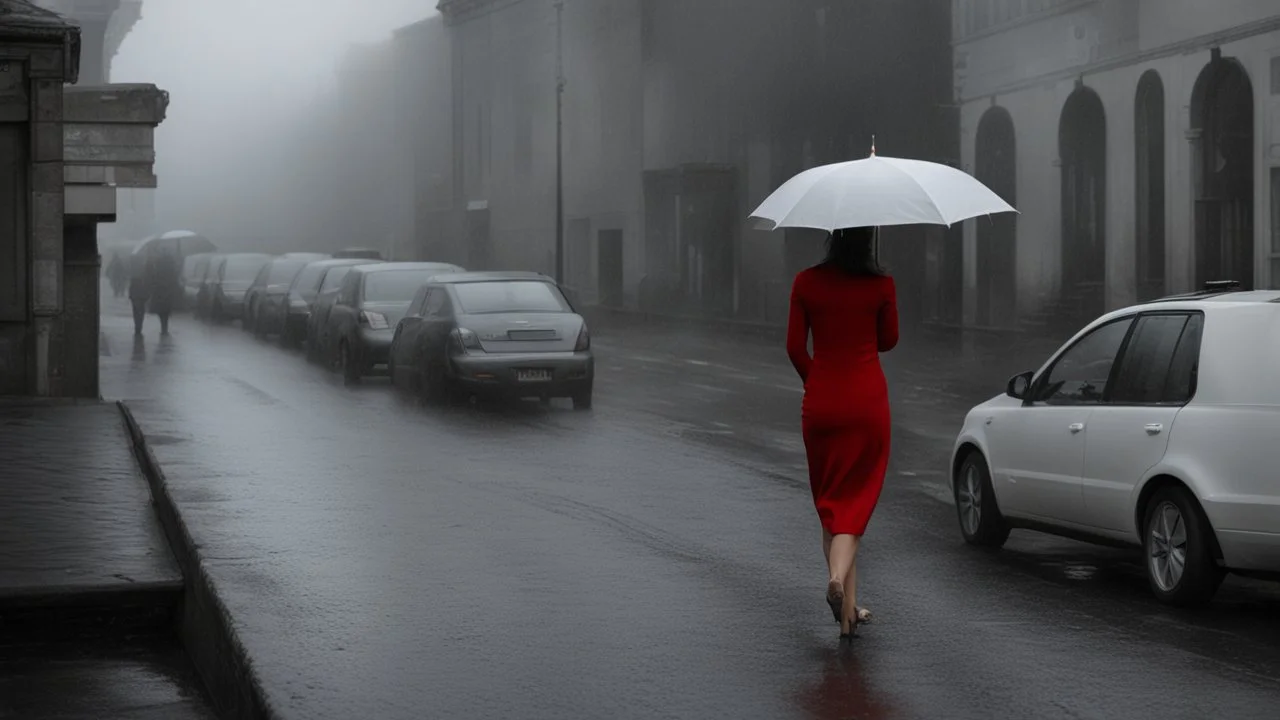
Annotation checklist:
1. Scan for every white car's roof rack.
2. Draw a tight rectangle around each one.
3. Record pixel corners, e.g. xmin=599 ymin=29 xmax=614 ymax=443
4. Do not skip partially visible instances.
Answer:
xmin=1145 ymin=280 xmax=1243 ymax=304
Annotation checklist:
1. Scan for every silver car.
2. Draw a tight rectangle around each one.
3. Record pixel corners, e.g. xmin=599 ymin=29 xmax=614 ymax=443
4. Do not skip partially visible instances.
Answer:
xmin=389 ymin=271 xmax=594 ymax=409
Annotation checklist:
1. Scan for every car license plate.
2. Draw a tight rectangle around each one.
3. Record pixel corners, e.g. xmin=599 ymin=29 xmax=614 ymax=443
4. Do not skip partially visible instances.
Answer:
xmin=517 ymin=369 xmax=552 ymax=383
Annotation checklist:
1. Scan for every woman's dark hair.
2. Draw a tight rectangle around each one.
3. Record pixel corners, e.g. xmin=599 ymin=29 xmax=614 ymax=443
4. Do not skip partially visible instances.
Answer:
xmin=824 ymin=226 xmax=884 ymax=276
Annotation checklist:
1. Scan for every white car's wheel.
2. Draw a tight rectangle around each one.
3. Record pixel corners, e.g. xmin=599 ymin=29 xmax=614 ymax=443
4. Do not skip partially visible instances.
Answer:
xmin=954 ymin=452 xmax=1010 ymax=548
xmin=1143 ymin=485 xmax=1224 ymax=607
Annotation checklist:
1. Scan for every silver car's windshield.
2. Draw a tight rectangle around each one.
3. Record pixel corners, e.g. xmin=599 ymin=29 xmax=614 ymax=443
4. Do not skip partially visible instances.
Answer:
xmin=224 ymin=256 xmax=270 ymax=281
xmin=454 ymin=281 xmax=570 ymax=314
xmin=267 ymin=260 xmax=308 ymax=286
xmin=363 ymin=270 xmax=435 ymax=303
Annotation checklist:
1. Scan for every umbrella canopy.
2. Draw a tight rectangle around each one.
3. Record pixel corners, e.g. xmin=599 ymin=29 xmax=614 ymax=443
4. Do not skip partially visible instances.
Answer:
xmin=749 ymin=154 xmax=1017 ymax=232
xmin=133 ymin=230 xmax=217 ymax=259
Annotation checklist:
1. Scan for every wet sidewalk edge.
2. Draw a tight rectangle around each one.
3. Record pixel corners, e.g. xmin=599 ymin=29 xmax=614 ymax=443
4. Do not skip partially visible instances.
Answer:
xmin=118 ymin=400 xmax=278 ymax=720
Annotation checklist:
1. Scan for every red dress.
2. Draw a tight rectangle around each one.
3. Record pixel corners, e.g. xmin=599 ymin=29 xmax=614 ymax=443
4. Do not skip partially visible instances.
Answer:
xmin=787 ymin=265 xmax=899 ymax=536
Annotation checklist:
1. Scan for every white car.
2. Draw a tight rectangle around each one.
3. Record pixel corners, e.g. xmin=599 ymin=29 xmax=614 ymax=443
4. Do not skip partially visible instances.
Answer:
xmin=950 ymin=285 xmax=1280 ymax=606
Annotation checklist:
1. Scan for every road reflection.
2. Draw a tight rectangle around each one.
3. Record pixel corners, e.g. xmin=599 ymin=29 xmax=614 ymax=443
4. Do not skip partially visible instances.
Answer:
xmin=799 ymin=644 xmax=898 ymax=720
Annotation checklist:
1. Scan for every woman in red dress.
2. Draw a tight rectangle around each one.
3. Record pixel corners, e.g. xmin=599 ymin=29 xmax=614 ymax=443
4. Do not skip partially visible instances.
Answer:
xmin=786 ymin=226 xmax=899 ymax=639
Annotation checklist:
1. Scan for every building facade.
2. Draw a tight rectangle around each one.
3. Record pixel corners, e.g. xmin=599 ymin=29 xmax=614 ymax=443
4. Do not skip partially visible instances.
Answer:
xmin=0 ymin=0 xmax=164 ymax=398
xmin=426 ymin=0 xmax=955 ymax=324
xmin=392 ymin=15 xmax=457 ymax=263
xmin=434 ymin=0 xmax=645 ymax=302
xmin=955 ymin=0 xmax=1280 ymax=329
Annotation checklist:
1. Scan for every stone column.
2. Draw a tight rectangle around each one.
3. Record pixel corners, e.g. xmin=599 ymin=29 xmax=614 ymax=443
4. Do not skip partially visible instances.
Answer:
xmin=31 ymin=77 xmax=67 ymax=397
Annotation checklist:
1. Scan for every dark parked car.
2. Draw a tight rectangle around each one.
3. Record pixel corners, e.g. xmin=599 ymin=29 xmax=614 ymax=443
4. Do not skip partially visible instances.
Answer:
xmin=324 ymin=262 xmax=464 ymax=384
xmin=305 ymin=263 xmax=376 ymax=364
xmin=333 ymin=247 xmax=384 ymax=260
xmin=388 ymin=271 xmax=593 ymax=409
xmin=271 ymin=258 xmax=380 ymax=348
xmin=243 ymin=253 xmax=329 ymax=336
xmin=198 ymin=253 xmax=273 ymax=322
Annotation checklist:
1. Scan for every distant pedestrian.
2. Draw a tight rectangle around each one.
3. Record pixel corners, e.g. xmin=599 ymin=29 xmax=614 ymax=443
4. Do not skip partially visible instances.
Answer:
xmin=106 ymin=254 xmax=128 ymax=298
xmin=786 ymin=226 xmax=899 ymax=640
xmin=128 ymin=254 xmax=152 ymax=336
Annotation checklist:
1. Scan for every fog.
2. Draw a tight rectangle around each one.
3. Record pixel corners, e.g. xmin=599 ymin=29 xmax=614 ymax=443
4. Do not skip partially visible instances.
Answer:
xmin=106 ymin=0 xmax=431 ymax=249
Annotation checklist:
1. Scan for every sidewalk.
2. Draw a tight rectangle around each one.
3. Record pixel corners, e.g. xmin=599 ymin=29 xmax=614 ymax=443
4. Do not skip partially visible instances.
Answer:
xmin=0 ymin=401 xmax=215 ymax=718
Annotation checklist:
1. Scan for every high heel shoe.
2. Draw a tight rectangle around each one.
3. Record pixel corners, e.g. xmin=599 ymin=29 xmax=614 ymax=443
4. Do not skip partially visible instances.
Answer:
xmin=838 ymin=607 xmax=873 ymax=640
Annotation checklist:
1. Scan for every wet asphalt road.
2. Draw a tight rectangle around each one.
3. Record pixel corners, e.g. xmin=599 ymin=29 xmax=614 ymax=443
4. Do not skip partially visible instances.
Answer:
xmin=99 ymin=299 xmax=1280 ymax=719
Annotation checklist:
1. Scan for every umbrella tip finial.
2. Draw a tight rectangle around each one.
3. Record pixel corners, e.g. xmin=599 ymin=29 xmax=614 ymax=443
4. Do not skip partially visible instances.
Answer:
xmin=870 ymin=134 xmax=876 ymax=157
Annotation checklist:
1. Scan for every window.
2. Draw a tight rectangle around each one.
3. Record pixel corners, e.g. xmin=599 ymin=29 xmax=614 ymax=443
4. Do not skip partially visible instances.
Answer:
xmin=338 ymin=274 xmax=359 ymax=306
xmin=267 ymin=260 xmax=307 ymax=286
xmin=1034 ymin=318 xmax=1134 ymax=404
xmin=362 ymin=270 xmax=435 ymax=303
xmin=224 ymin=256 xmax=270 ymax=282
xmin=408 ymin=287 xmax=430 ymax=316
xmin=1271 ymin=168 xmax=1280 ymax=288
xmin=293 ymin=264 xmax=328 ymax=294
xmin=425 ymin=288 xmax=448 ymax=316
xmin=453 ymin=281 xmax=570 ymax=315
xmin=320 ymin=266 xmax=352 ymax=293
xmin=974 ymin=0 xmax=992 ymax=33
xmin=1109 ymin=314 xmax=1197 ymax=404
xmin=1162 ymin=314 xmax=1203 ymax=404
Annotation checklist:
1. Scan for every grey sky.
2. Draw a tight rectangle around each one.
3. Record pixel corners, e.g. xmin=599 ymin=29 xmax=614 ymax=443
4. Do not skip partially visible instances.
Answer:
xmin=107 ymin=0 xmax=432 ymax=240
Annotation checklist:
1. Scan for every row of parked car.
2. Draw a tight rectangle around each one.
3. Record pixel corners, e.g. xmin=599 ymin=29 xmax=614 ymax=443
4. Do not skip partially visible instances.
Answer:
xmin=179 ymin=249 xmax=595 ymax=409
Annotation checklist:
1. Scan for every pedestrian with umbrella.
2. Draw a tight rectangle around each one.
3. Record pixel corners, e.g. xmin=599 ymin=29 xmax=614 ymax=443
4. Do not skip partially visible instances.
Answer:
xmin=128 ymin=247 xmax=181 ymax=336
xmin=751 ymin=143 xmax=1017 ymax=640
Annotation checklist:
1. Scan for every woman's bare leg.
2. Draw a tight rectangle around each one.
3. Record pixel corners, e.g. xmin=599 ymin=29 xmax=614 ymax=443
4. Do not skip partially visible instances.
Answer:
xmin=822 ymin=529 xmax=832 ymax=563
xmin=842 ymin=536 xmax=861 ymax=628
xmin=827 ymin=533 xmax=859 ymax=633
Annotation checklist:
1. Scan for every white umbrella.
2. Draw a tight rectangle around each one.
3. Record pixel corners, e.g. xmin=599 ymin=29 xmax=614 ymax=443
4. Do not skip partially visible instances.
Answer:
xmin=750 ymin=152 xmax=1017 ymax=232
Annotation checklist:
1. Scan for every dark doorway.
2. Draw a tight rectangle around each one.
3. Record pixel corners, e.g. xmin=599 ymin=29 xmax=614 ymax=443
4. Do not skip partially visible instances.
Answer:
xmin=0 ymin=121 xmax=28 ymax=395
xmin=598 ymin=229 xmax=624 ymax=307
xmin=465 ymin=206 xmax=491 ymax=271
xmin=642 ymin=165 xmax=737 ymax=316
xmin=1059 ymin=86 xmax=1108 ymax=319
xmin=1192 ymin=56 xmax=1254 ymax=289
xmin=923 ymin=224 xmax=963 ymax=326
xmin=975 ymin=106 xmax=1018 ymax=327
xmin=567 ymin=218 xmax=592 ymax=298
xmin=1134 ymin=70 xmax=1167 ymax=301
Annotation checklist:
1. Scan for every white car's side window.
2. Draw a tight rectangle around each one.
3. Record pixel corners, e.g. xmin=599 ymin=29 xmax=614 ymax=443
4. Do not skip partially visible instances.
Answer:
xmin=1032 ymin=318 xmax=1134 ymax=405
xmin=1108 ymin=313 xmax=1203 ymax=405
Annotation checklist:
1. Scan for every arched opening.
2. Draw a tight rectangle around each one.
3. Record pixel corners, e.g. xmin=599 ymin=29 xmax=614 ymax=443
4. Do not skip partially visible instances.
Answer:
xmin=1058 ymin=85 xmax=1107 ymax=319
xmin=1191 ymin=56 xmax=1254 ymax=289
xmin=974 ymin=106 xmax=1017 ymax=327
xmin=1134 ymin=71 xmax=1166 ymax=301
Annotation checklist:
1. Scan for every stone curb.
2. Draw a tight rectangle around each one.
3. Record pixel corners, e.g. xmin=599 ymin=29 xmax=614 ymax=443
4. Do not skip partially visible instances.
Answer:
xmin=117 ymin=400 xmax=278 ymax=720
